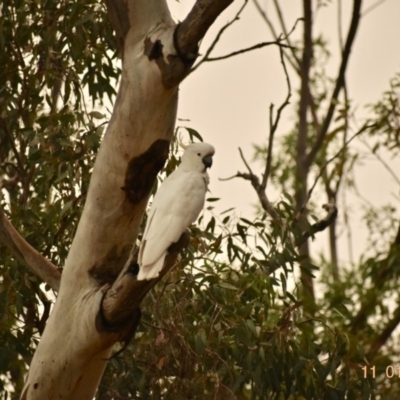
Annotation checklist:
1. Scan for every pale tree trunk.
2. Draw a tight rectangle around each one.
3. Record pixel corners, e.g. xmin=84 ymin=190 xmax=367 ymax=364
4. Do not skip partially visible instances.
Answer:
xmin=15 ymin=0 xmax=234 ymax=398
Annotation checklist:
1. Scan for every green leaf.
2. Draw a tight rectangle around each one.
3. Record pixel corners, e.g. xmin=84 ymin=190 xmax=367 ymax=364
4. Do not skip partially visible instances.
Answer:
xmin=218 ymin=282 xmax=238 ymax=291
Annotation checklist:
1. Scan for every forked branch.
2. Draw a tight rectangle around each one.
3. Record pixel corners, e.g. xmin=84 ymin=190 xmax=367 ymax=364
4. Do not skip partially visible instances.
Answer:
xmin=191 ymin=0 xmax=249 ymax=72
xmin=175 ymin=0 xmax=235 ymax=63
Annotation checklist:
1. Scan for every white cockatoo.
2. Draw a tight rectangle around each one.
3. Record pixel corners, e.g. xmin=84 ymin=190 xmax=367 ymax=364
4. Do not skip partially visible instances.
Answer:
xmin=137 ymin=142 xmax=215 ymax=281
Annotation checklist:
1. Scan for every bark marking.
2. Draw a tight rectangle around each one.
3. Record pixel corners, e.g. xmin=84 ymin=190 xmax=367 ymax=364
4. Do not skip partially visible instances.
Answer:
xmin=88 ymin=244 xmax=132 ymax=285
xmin=122 ymin=139 xmax=169 ymax=204
xmin=144 ymin=35 xmax=193 ymax=89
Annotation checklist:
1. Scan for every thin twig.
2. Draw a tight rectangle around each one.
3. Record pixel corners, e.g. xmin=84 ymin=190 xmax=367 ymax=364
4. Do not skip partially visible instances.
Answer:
xmin=236 ymin=146 xmax=281 ymax=219
xmin=204 ymin=40 xmax=294 ymax=62
xmin=362 ymin=0 xmax=387 ymax=17
xmin=262 ymin=44 xmax=292 ymax=190
xmin=306 ymin=123 xmax=375 ymax=205
xmin=273 ymin=0 xmax=289 ymax=43
xmin=360 ymin=138 xmax=400 ymax=187
xmin=238 ymin=147 xmax=255 ymax=176
xmin=191 ymin=0 xmax=248 ymax=73
xmin=252 ymin=0 xmax=301 ymax=73
xmin=306 ymin=0 xmax=363 ymax=167
xmin=264 ymin=102 xmax=275 ymax=190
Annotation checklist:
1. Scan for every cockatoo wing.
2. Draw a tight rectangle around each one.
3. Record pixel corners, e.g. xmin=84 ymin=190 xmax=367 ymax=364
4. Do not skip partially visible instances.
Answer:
xmin=137 ymin=170 xmax=207 ymax=280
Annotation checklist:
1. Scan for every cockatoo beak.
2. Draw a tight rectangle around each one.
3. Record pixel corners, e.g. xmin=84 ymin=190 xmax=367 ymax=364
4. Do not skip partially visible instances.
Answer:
xmin=202 ymin=155 xmax=213 ymax=168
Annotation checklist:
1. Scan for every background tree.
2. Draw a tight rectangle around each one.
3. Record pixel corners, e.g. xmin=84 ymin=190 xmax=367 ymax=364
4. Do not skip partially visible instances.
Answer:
xmin=1 ymin=0 xmax=400 ymax=399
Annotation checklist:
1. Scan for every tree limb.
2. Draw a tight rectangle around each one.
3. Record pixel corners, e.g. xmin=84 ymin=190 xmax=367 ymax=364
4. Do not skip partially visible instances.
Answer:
xmin=100 ymin=233 xmax=190 ymax=329
xmin=139 ymin=0 xmax=236 ymax=88
xmin=262 ymin=44 xmax=292 ymax=190
xmin=296 ymin=0 xmax=312 ymax=192
xmin=296 ymin=0 xmax=313 ymax=299
xmin=252 ymin=0 xmax=301 ymax=73
xmin=235 ymin=150 xmax=281 ymax=223
xmin=103 ymin=0 xmax=130 ymax=55
xmin=0 ymin=208 xmax=61 ymax=292
xmin=305 ymin=0 xmax=363 ymax=167
xmin=175 ymin=0 xmax=235 ymax=63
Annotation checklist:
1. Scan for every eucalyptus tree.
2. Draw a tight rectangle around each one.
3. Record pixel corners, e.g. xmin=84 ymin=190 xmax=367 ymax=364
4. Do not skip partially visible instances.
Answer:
xmin=1 ymin=0 xmax=400 ymax=399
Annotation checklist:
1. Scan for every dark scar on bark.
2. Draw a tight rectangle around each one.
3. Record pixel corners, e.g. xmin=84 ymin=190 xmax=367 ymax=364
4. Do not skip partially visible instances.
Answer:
xmin=122 ymin=139 xmax=169 ymax=204
xmin=145 ymin=38 xmax=163 ymax=60
xmin=144 ymin=34 xmax=195 ymax=89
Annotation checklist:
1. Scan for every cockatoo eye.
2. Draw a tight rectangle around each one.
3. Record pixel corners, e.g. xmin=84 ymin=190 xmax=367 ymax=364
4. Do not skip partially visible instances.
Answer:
xmin=197 ymin=153 xmax=201 ymax=156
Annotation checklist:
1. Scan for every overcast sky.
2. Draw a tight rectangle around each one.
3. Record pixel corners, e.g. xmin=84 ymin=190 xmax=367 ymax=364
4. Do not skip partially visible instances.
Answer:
xmin=166 ymin=0 xmax=400 ymax=264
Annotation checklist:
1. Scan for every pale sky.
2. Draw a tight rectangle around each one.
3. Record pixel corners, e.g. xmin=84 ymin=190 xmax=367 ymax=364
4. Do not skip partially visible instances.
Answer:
xmin=167 ymin=0 xmax=400 ymax=264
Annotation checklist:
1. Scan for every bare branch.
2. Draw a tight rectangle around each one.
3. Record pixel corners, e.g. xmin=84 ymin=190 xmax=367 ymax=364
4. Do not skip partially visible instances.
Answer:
xmin=306 ymin=123 xmax=374 ymax=206
xmin=236 ymin=148 xmax=281 ymax=222
xmin=238 ymin=147 xmax=255 ymax=176
xmin=272 ymin=0 xmax=290 ymax=43
xmin=263 ymin=103 xmax=276 ymax=190
xmin=191 ymin=0 xmax=248 ymax=72
xmin=236 ymin=172 xmax=281 ymax=223
xmin=204 ymin=40 xmax=294 ymax=62
xmin=362 ymin=0 xmax=388 ymax=17
xmin=261 ymin=44 xmax=292 ymax=190
xmin=360 ymin=138 xmax=400 ymax=187
xmin=252 ymin=0 xmax=301 ymax=73
xmin=0 ymin=208 xmax=61 ymax=292
xmin=296 ymin=0 xmax=313 ymax=299
xmin=306 ymin=0 xmax=363 ymax=167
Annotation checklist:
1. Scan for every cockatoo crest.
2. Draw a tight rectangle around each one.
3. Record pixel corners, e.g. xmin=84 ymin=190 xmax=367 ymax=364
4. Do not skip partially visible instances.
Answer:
xmin=137 ymin=142 xmax=215 ymax=281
